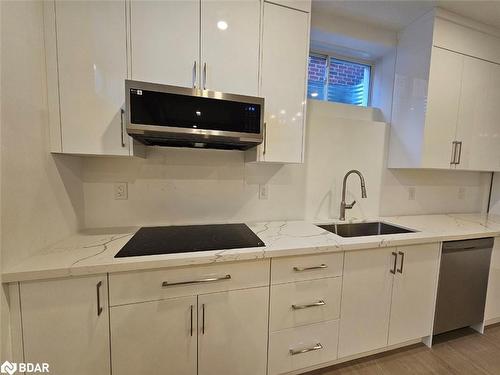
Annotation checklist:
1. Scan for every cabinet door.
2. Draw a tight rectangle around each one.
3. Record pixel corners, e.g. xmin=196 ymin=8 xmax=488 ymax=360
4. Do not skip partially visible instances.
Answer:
xmin=260 ymin=2 xmax=309 ymax=163
xmin=486 ymin=238 xmax=500 ymax=322
xmin=201 ymin=0 xmax=259 ymax=96
xmin=55 ymin=0 xmax=129 ymax=155
xmin=130 ymin=0 xmax=200 ymax=88
xmin=388 ymin=243 xmax=440 ymax=346
xmin=455 ymin=57 xmax=500 ymax=171
xmin=198 ymin=287 xmax=269 ymax=375
xmin=21 ymin=275 xmax=110 ymax=375
xmin=110 ymin=296 xmax=197 ymax=375
xmin=422 ymin=47 xmax=463 ymax=169
xmin=338 ymin=248 xmax=394 ymax=358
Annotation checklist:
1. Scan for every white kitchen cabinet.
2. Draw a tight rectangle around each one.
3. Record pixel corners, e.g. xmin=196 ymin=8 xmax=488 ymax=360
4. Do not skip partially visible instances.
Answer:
xmin=200 ymin=0 xmax=260 ymax=96
xmin=338 ymin=248 xmax=394 ymax=358
xmin=198 ymin=287 xmax=269 ymax=375
xmin=486 ymin=237 xmax=500 ymax=323
xmin=421 ymin=47 xmax=464 ymax=169
xmin=339 ymin=244 xmax=440 ymax=358
xmin=388 ymin=243 xmax=440 ymax=346
xmin=110 ymin=296 xmax=197 ymax=375
xmin=249 ymin=1 xmax=310 ymax=163
xmin=268 ymin=320 xmax=339 ymax=375
xmin=130 ymin=0 xmax=200 ymax=88
xmin=389 ymin=11 xmax=500 ymax=172
xmin=45 ymin=0 xmax=131 ymax=156
xmin=20 ymin=275 xmax=110 ymax=375
xmin=130 ymin=0 xmax=259 ymax=97
xmin=455 ymin=58 xmax=500 ymax=171
xmin=270 ymin=277 xmax=342 ymax=331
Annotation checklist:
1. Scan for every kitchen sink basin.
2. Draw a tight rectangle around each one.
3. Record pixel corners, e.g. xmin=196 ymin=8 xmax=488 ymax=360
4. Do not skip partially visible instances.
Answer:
xmin=318 ymin=222 xmax=416 ymax=238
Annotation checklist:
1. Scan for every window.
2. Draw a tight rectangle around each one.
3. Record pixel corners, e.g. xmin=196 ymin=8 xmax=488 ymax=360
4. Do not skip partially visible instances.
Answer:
xmin=307 ymin=54 xmax=371 ymax=106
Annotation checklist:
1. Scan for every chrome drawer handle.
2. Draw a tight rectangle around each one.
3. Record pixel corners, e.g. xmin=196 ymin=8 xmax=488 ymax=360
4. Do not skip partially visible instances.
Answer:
xmin=162 ymin=274 xmax=231 ymax=287
xmin=292 ymin=300 xmax=326 ymax=310
xmin=293 ymin=264 xmax=328 ymax=272
xmin=289 ymin=343 xmax=323 ymax=356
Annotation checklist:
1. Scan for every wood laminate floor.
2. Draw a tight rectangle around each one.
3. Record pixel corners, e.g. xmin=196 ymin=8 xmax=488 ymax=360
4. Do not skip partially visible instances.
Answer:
xmin=304 ymin=324 xmax=500 ymax=375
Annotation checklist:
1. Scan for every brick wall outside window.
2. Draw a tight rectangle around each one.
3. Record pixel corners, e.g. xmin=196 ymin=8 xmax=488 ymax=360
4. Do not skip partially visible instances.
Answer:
xmin=308 ymin=55 xmax=327 ymax=83
xmin=307 ymin=54 xmax=371 ymax=106
xmin=329 ymin=59 xmax=366 ymax=86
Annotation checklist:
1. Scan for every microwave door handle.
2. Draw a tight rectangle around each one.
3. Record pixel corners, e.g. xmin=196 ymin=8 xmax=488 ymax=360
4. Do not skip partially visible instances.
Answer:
xmin=120 ymin=108 xmax=125 ymax=147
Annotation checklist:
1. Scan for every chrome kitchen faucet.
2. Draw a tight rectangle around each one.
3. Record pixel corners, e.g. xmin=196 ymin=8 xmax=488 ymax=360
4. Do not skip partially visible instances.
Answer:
xmin=339 ymin=170 xmax=367 ymax=221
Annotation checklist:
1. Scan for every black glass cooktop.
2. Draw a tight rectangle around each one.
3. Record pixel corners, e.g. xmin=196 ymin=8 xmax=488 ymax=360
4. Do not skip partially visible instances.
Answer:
xmin=115 ymin=223 xmax=265 ymax=258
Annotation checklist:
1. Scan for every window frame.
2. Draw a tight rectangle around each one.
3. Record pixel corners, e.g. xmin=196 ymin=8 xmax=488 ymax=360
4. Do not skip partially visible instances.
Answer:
xmin=308 ymin=50 xmax=375 ymax=107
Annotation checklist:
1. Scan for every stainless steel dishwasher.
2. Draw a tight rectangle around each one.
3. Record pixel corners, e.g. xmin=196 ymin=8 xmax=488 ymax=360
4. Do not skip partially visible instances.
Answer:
xmin=433 ymin=237 xmax=493 ymax=335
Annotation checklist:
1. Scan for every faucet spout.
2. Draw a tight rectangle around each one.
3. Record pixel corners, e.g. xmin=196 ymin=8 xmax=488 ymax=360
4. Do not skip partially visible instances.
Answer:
xmin=340 ymin=170 xmax=367 ymax=221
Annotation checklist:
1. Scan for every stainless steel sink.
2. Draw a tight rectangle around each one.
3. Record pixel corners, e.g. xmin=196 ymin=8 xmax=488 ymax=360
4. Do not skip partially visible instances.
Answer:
xmin=318 ymin=222 xmax=416 ymax=238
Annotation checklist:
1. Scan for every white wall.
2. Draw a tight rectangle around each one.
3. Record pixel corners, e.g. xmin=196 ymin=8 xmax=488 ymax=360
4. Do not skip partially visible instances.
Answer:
xmin=83 ymin=100 xmax=489 ymax=227
xmin=83 ymin=148 xmax=306 ymax=228
xmin=310 ymin=10 xmax=397 ymax=60
xmin=0 ymin=0 xmax=84 ymax=270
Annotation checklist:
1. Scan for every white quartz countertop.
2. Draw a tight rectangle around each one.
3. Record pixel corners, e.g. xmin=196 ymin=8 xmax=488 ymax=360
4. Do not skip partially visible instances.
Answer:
xmin=4 ymin=213 xmax=500 ymax=283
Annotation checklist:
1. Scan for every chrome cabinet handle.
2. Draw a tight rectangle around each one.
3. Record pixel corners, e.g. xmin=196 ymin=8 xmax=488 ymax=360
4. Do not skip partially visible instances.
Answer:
xmin=203 ymin=62 xmax=207 ymax=90
xmin=202 ymin=303 xmax=206 ymax=335
xmin=193 ymin=60 xmax=197 ymax=88
xmin=456 ymin=141 xmax=462 ymax=165
xmin=292 ymin=300 xmax=326 ymax=310
xmin=451 ymin=141 xmax=457 ymax=165
xmin=120 ymin=108 xmax=125 ymax=147
xmin=293 ymin=264 xmax=328 ymax=272
xmin=390 ymin=252 xmax=398 ymax=274
xmin=289 ymin=343 xmax=323 ymax=356
xmin=162 ymin=274 xmax=231 ymax=287
xmin=190 ymin=305 xmax=194 ymax=336
xmin=96 ymin=281 xmax=103 ymax=316
xmin=263 ymin=122 xmax=267 ymax=156
xmin=397 ymin=251 xmax=405 ymax=274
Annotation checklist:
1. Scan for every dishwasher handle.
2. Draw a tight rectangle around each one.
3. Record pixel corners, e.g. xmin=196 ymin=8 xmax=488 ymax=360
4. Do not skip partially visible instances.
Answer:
xmin=442 ymin=238 xmax=494 ymax=252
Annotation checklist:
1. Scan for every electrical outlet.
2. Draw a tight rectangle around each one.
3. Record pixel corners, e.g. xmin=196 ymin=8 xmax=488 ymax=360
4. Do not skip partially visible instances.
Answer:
xmin=458 ymin=187 xmax=466 ymax=200
xmin=408 ymin=186 xmax=416 ymax=200
xmin=259 ymin=184 xmax=269 ymax=200
xmin=114 ymin=182 xmax=128 ymax=200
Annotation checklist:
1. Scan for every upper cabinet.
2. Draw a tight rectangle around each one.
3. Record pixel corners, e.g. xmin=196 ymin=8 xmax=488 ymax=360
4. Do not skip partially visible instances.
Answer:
xmin=247 ymin=1 xmax=310 ymax=163
xmin=44 ymin=0 xmax=133 ymax=156
xmin=44 ymin=0 xmax=310 ymax=161
xmin=130 ymin=1 xmax=200 ymax=88
xmin=388 ymin=10 xmax=500 ymax=171
xmin=200 ymin=0 xmax=260 ymax=96
xmin=130 ymin=0 xmax=259 ymax=95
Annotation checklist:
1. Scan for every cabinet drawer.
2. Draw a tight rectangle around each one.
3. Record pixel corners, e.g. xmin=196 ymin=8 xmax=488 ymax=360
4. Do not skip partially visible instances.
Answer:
xmin=270 ymin=277 xmax=341 ymax=331
xmin=109 ymin=259 xmax=270 ymax=306
xmin=268 ymin=320 xmax=339 ymax=375
xmin=271 ymin=252 xmax=343 ymax=284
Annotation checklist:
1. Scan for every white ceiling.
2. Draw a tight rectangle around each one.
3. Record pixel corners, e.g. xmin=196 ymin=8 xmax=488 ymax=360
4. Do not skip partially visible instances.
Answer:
xmin=312 ymin=0 xmax=500 ymax=31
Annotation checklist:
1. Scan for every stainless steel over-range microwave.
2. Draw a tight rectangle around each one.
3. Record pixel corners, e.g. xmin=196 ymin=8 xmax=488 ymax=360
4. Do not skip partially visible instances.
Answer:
xmin=125 ymin=80 xmax=264 ymax=150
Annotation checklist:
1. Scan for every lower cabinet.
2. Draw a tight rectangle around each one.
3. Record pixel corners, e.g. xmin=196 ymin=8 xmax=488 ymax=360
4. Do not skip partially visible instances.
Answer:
xmin=11 ymin=244 xmax=445 ymax=374
xmin=20 ymin=275 xmax=110 ymax=375
xmin=110 ymin=296 xmax=197 ymax=375
xmin=338 ymin=243 xmax=439 ymax=358
xmin=388 ymin=244 xmax=440 ymax=345
xmin=198 ymin=288 xmax=269 ymax=375
xmin=110 ymin=287 xmax=269 ymax=375
xmin=268 ymin=320 xmax=339 ymax=375
xmin=485 ymin=237 xmax=500 ymax=322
